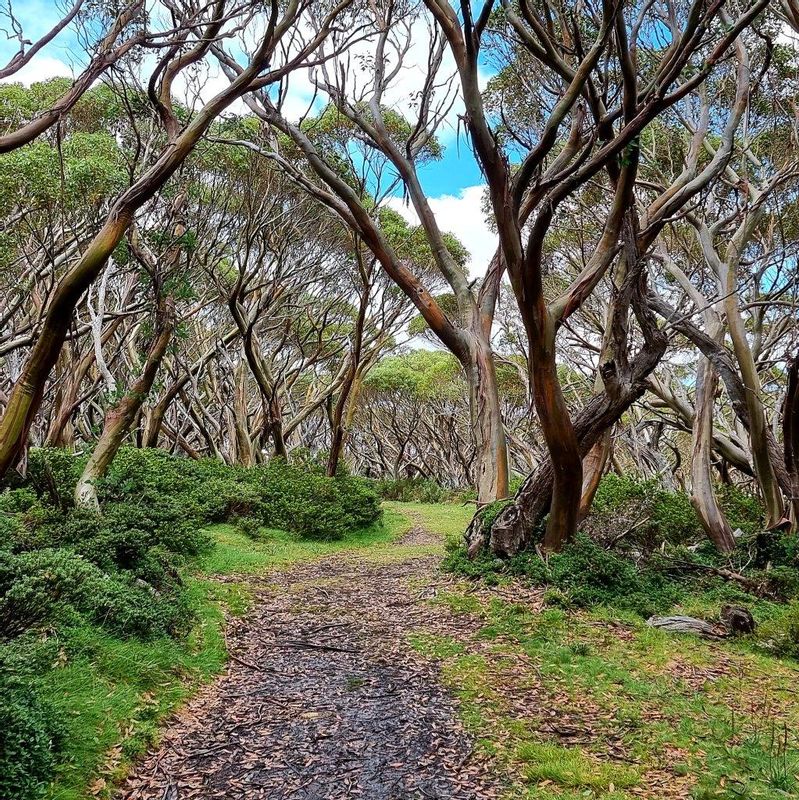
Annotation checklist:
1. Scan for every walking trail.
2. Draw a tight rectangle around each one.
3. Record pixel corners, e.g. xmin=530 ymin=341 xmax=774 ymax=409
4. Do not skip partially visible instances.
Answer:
xmin=119 ymin=519 xmax=503 ymax=800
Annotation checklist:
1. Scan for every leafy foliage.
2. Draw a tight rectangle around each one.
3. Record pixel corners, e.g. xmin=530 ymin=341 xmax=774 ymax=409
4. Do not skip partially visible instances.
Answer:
xmin=375 ymin=476 xmax=450 ymax=503
xmin=0 ymin=447 xmax=381 ymax=795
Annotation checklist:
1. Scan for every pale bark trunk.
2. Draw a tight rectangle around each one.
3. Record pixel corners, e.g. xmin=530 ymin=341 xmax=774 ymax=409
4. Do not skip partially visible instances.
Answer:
xmin=691 ymin=354 xmax=736 ymax=551
xmin=724 ymin=267 xmax=785 ymax=527
xmin=233 ymin=362 xmax=255 ymax=467
xmin=465 ymin=332 xmax=510 ymax=505
xmin=578 ymin=432 xmax=611 ymax=522
xmin=784 ymin=355 xmax=799 ymax=533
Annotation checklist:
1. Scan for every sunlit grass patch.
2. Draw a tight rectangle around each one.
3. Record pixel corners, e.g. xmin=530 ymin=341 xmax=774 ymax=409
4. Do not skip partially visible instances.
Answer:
xmin=516 ymin=742 xmax=640 ymax=792
xmin=408 ymin=632 xmax=465 ymax=659
xmin=385 ymin=500 xmax=474 ymax=546
xmin=198 ymin=507 xmax=410 ymax=575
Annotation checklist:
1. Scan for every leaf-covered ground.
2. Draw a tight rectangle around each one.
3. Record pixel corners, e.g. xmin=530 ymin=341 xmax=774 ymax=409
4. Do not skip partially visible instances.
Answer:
xmin=119 ymin=511 xmax=500 ymax=799
xmin=116 ymin=504 xmax=799 ymax=800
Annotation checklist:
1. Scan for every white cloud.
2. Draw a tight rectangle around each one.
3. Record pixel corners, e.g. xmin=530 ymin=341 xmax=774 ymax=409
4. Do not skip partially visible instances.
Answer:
xmin=386 ymin=185 xmax=497 ymax=278
xmin=0 ymin=55 xmax=74 ymax=85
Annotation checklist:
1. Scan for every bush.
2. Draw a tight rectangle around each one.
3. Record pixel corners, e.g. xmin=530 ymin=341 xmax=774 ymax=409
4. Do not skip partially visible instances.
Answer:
xmin=717 ymin=483 xmax=764 ymax=536
xmin=586 ymin=474 xmax=700 ymax=548
xmin=243 ymin=459 xmax=381 ymax=540
xmin=547 ymin=535 xmax=684 ymax=617
xmin=0 ymin=686 xmax=62 ymax=800
xmin=375 ymin=476 xmax=450 ymax=503
xmin=0 ymin=548 xmax=190 ymax=640
xmin=759 ymin=602 xmax=799 ymax=658
xmin=444 ymin=534 xmax=684 ymax=618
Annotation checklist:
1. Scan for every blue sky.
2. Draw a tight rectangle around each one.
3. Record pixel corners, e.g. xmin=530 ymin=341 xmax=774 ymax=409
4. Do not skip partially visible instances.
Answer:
xmin=0 ymin=1 xmax=497 ymax=273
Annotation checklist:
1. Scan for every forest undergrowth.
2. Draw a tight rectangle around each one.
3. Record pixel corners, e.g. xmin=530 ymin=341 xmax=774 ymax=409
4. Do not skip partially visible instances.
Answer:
xmin=3 ymin=451 xmax=799 ymax=799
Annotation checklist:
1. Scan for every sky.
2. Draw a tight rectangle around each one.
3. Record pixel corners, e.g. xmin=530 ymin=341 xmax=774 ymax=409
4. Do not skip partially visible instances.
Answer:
xmin=0 ymin=1 xmax=498 ymax=276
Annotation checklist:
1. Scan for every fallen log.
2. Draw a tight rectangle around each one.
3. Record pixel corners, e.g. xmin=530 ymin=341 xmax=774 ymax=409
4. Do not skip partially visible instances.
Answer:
xmin=647 ymin=615 xmax=727 ymax=638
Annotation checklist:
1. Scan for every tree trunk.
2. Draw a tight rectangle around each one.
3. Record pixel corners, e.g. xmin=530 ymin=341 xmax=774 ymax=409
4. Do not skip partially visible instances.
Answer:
xmin=485 ymin=313 xmax=667 ymax=557
xmin=233 ymin=362 xmax=255 ymax=467
xmin=691 ymin=354 xmax=736 ymax=552
xmin=0 ymin=215 xmax=133 ymax=478
xmin=44 ymin=352 xmax=76 ymax=449
xmin=525 ymin=304 xmax=582 ymax=552
xmin=578 ymin=432 xmax=612 ymax=522
xmin=724 ymin=274 xmax=784 ymax=527
xmin=784 ymin=354 xmax=799 ymax=533
xmin=465 ymin=332 xmax=510 ymax=505
xmin=75 ymin=298 xmax=175 ymax=508
xmin=326 ymin=363 xmax=355 ymax=477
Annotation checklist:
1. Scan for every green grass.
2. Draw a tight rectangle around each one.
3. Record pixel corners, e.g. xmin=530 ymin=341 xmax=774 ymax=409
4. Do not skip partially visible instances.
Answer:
xmin=42 ymin=578 xmax=228 ymax=800
xmin=198 ymin=506 xmax=410 ymax=575
xmin=385 ymin=500 xmax=474 ymax=547
xmin=38 ymin=503 xmax=419 ymax=800
xmin=408 ymin=583 xmax=799 ymax=800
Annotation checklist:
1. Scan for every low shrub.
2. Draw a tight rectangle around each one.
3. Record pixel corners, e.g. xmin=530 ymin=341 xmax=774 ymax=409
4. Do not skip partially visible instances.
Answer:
xmin=758 ymin=602 xmax=799 ymax=659
xmin=375 ymin=476 xmax=450 ymax=503
xmin=0 ymin=684 xmax=62 ymax=800
xmin=586 ymin=474 xmax=698 ymax=547
xmin=444 ymin=534 xmax=684 ymax=617
xmin=253 ymin=460 xmax=381 ymax=539
xmin=0 ymin=548 xmax=190 ymax=640
xmin=98 ymin=448 xmax=381 ymax=540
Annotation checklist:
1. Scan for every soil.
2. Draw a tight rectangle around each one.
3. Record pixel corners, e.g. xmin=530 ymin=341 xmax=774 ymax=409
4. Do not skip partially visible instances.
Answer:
xmin=119 ymin=525 xmax=503 ymax=800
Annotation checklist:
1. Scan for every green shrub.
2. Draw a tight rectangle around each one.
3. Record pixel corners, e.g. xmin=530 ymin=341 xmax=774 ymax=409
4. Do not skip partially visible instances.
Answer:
xmin=0 ymin=513 xmax=25 ymax=552
xmin=0 ymin=685 xmax=62 ymax=800
xmin=445 ymin=534 xmax=684 ymax=618
xmin=375 ymin=476 xmax=450 ymax=503
xmin=717 ymin=483 xmax=764 ymax=536
xmin=335 ymin=475 xmax=382 ymax=529
xmin=254 ymin=459 xmax=381 ymax=540
xmin=0 ymin=549 xmax=191 ymax=640
xmin=22 ymin=448 xmax=83 ymax=509
xmin=547 ymin=535 xmax=684 ymax=617
xmin=759 ymin=602 xmax=799 ymax=658
xmin=236 ymin=516 xmax=262 ymax=539
xmin=585 ymin=474 xmax=699 ymax=548
xmin=477 ymin=498 xmax=513 ymax=534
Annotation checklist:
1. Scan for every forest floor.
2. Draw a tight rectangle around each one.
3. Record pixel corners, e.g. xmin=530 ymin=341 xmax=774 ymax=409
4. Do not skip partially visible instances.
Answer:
xmin=112 ymin=503 xmax=799 ymax=800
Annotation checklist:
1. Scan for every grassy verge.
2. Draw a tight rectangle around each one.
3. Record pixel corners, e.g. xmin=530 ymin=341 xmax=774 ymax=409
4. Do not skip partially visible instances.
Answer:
xmin=40 ymin=505 xmax=414 ymax=800
xmin=385 ymin=500 xmax=475 ymax=546
xmin=409 ymin=580 xmax=799 ymax=799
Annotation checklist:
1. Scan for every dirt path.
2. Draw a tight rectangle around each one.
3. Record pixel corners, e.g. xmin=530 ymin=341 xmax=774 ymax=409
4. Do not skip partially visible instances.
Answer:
xmin=120 ymin=523 xmax=502 ymax=800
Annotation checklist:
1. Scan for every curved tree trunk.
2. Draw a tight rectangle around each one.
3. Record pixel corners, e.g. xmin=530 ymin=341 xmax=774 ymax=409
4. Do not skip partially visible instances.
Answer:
xmin=465 ymin=331 xmax=510 ymax=505
xmin=483 ymin=285 xmax=668 ymax=557
xmin=526 ymin=306 xmax=582 ymax=552
xmin=327 ymin=277 xmax=369 ymax=477
xmin=228 ymin=297 xmax=287 ymax=459
xmin=724 ymin=268 xmax=785 ymax=527
xmin=578 ymin=432 xmax=612 ymax=522
xmin=691 ymin=354 xmax=736 ymax=552
xmin=75 ymin=298 xmax=175 ymax=508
